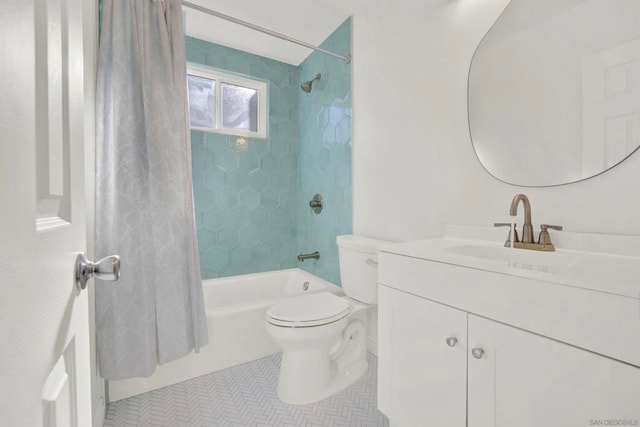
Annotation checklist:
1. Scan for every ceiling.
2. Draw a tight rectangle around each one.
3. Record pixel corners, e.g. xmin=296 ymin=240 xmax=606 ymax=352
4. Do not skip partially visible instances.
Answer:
xmin=183 ymin=0 xmax=354 ymax=66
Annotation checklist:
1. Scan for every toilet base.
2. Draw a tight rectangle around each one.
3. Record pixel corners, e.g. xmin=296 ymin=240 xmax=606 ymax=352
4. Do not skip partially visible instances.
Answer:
xmin=273 ymin=316 xmax=369 ymax=405
xmin=277 ymin=358 xmax=368 ymax=405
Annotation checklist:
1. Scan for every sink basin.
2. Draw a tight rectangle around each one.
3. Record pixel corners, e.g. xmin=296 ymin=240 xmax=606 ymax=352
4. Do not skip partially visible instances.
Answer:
xmin=444 ymin=244 xmax=580 ymax=272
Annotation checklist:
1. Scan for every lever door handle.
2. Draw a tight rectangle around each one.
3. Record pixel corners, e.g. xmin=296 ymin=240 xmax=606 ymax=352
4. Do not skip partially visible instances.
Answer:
xmin=75 ymin=253 xmax=120 ymax=291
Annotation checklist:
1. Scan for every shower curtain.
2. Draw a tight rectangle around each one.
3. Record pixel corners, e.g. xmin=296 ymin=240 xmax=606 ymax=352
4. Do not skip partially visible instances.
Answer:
xmin=95 ymin=0 xmax=208 ymax=380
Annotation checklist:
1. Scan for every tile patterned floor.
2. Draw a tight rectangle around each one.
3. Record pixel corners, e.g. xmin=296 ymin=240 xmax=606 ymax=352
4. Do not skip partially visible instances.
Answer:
xmin=104 ymin=352 xmax=389 ymax=427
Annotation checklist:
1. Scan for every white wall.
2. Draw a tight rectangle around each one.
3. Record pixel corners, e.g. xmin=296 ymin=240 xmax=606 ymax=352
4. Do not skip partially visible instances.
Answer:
xmin=351 ymin=0 xmax=640 ymax=241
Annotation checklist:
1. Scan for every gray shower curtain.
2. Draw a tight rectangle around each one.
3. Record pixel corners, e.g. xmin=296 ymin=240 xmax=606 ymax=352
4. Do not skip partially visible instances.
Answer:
xmin=95 ymin=0 xmax=208 ymax=380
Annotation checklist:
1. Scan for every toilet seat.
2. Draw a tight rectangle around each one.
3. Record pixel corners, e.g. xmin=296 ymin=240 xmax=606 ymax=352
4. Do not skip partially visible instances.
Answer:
xmin=267 ymin=292 xmax=351 ymax=328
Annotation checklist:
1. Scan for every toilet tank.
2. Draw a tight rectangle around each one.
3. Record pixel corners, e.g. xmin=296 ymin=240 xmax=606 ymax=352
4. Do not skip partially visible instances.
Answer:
xmin=336 ymin=235 xmax=391 ymax=304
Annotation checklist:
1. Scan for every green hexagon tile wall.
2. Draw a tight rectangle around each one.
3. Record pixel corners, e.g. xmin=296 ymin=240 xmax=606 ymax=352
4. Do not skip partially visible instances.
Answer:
xmin=296 ymin=19 xmax=352 ymax=285
xmin=187 ymin=18 xmax=352 ymax=284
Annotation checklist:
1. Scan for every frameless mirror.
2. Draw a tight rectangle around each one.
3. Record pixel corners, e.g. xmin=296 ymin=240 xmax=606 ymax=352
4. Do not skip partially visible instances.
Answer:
xmin=468 ymin=0 xmax=640 ymax=186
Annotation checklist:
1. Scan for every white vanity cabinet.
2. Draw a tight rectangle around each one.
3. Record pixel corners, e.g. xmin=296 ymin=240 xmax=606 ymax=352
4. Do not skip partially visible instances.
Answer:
xmin=378 ymin=239 xmax=640 ymax=427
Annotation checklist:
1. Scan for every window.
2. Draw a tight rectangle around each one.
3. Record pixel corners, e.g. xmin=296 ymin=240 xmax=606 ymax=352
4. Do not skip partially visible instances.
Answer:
xmin=187 ymin=65 xmax=268 ymax=138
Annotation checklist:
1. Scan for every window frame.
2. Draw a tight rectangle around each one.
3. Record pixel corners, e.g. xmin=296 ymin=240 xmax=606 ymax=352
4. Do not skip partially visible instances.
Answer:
xmin=187 ymin=64 xmax=268 ymax=139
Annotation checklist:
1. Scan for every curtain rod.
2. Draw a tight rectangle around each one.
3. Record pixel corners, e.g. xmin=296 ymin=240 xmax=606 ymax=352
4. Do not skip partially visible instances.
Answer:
xmin=182 ymin=1 xmax=351 ymax=64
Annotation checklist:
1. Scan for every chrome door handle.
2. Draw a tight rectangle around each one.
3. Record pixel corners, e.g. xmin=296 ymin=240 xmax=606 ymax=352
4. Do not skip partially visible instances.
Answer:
xmin=471 ymin=348 xmax=485 ymax=359
xmin=446 ymin=337 xmax=458 ymax=347
xmin=75 ymin=252 xmax=120 ymax=291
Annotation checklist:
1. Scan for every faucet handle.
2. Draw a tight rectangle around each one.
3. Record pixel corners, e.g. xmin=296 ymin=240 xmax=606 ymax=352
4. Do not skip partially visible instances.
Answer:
xmin=540 ymin=224 xmax=563 ymax=231
xmin=494 ymin=222 xmax=519 ymax=246
xmin=538 ymin=224 xmax=562 ymax=246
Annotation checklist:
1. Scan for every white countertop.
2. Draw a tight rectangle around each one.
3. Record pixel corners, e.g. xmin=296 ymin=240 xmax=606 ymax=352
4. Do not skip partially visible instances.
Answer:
xmin=379 ymin=226 xmax=640 ymax=300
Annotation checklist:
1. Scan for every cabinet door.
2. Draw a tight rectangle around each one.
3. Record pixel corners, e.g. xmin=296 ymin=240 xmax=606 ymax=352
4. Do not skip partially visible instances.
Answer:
xmin=468 ymin=315 xmax=640 ymax=427
xmin=378 ymin=285 xmax=467 ymax=427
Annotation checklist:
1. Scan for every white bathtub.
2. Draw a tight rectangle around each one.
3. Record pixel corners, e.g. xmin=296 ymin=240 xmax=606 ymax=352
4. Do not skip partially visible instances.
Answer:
xmin=108 ymin=268 xmax=340 ymax=402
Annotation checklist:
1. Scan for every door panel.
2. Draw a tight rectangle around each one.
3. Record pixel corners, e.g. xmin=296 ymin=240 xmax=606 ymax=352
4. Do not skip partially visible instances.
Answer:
xmin=468 ymin=315 xmax=640 ymax=427
xmin=0 ymin=0 xmax=93 ymax=425
xmin=582 ymin=38 xmax=640 ymax=175
xmin=378 ymin=285 xmax=467 ymax=427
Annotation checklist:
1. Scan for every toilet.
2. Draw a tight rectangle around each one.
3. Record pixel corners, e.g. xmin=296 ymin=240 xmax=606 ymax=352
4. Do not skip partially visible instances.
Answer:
xmin=266 ymin=234 xmax=389 ymax=405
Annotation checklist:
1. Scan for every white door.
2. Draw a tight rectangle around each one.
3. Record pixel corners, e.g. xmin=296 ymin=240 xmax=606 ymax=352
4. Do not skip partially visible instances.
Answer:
xmin=468 ymin=315 xmax=640 ymax=427
xmin=1 ymin=0 xmax=97 ymax=426
xmin=582 ymin=38 xmax=640 ymax=176
xmin=378 ymin=285 xmax=467 ymax=427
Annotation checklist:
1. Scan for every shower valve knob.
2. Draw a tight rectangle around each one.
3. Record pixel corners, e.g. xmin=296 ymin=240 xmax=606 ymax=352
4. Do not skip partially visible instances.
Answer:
xmin=309 ymin=194 xmax=323 ymax=214
xmin=75 ymin=252 xmax=121 ymax=291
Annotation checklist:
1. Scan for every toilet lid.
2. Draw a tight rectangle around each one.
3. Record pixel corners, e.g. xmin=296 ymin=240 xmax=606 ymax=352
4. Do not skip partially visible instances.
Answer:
xmin=267 ymin=293 xmax=350 ymax=327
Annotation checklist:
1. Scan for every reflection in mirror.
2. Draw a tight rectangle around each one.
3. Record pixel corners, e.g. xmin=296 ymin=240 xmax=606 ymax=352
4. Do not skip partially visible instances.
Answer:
xmin=468 ymin=0 xmax=640 ymax=186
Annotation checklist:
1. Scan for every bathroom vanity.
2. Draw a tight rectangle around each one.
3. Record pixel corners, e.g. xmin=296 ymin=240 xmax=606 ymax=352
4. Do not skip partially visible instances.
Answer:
xmin=377 ymin=226 xmax=640 ymax=426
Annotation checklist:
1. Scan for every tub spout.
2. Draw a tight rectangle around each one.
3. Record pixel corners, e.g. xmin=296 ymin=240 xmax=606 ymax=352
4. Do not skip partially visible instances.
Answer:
xmin=297 ymin=251 xmax=320 ymax=262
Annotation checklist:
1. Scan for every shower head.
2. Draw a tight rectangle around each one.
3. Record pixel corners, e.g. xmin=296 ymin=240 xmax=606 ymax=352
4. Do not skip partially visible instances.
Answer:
xmin=301 ymin=73 xmax=321 ymax=93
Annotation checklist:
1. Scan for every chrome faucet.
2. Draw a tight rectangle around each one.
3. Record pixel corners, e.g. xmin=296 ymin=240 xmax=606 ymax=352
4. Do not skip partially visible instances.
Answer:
xmin=509 ymin=193 xmax=534 ymax=244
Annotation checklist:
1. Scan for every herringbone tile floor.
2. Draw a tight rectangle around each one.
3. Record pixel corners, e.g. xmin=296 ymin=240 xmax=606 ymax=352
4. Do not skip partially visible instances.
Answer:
xmin=104 ymin=352 xmax=389 ymax=427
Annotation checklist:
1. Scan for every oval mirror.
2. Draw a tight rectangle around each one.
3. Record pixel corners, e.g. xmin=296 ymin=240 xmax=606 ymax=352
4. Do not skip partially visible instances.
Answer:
xmin=468 ymin=0 xmax=640 ymax=186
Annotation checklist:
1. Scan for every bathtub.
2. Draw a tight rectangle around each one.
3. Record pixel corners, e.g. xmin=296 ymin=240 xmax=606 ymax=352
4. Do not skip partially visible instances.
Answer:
xmin=108 ymin=268 xmax=341 ymax=402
